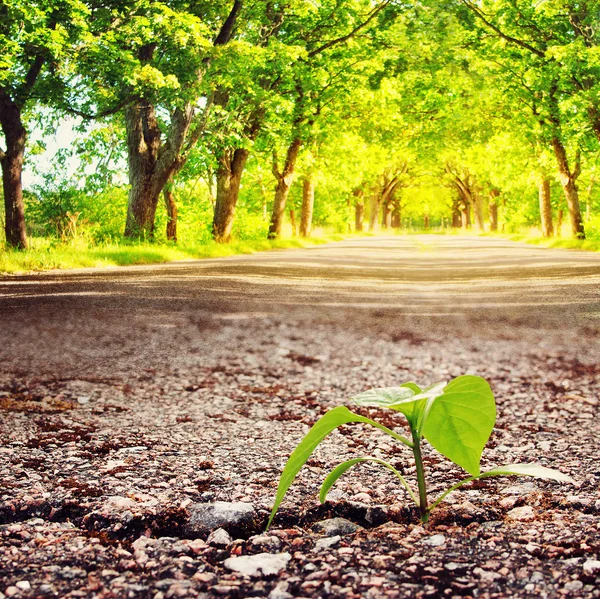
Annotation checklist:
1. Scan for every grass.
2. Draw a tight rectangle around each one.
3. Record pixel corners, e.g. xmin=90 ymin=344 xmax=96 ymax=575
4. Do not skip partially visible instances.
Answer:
xmin=503 ymin=233 xmax=600 ymax=252
xmin=0 ymin=233 xmax=357 ymax=274
xmin=2 ymin=227 xmax=598 ymax=274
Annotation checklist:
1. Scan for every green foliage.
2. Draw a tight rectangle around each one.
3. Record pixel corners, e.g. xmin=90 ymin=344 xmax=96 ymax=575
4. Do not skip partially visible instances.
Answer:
xmin=267 ymin=375 xmax=573 ymax=528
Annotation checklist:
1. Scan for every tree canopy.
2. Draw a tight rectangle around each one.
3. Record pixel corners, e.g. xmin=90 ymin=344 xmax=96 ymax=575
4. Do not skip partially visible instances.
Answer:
xmin=1 ymin=0 xmax=599 ymax=249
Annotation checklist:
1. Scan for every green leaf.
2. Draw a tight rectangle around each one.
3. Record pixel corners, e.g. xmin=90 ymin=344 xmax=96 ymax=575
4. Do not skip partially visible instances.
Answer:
xmin=319 ymin=457 xmax=419 ymax=506
xmin=422 ymin=375 xmax=496 ymax=476
xmin=352 ymin=383 xmax=423 ymax=424
xmin=266 ymin=406 xmax=412 ymax=530
xmin=477 ymin=463 xmax=575 ymax=483
xmin=352 ymin=386 xmax=416 ymax=407
xmin=428 ymin=462 xmax=575 ymax=513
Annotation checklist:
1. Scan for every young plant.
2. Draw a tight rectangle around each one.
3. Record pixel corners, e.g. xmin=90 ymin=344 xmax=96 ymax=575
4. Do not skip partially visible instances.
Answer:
xmin=266 ymin=375 xmax=573 ymax=528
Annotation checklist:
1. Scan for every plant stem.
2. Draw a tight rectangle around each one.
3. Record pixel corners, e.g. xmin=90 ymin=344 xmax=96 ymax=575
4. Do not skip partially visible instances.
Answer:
xmin=411 ymin=428 xmax=429 ymax=524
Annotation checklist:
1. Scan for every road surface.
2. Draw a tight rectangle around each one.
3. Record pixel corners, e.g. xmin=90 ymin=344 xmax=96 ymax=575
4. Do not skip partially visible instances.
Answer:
xmin=0 ymin=235 xmax=598 ymax=378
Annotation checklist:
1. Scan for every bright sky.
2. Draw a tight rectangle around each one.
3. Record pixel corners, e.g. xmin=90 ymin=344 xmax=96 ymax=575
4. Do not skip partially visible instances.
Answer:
xmin=24 ymin=117 xmax=88 ymax=189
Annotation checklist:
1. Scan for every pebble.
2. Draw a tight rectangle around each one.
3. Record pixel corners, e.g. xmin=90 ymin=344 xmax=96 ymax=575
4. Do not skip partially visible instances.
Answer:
xmin=311 ymin=518 xmax=360 ymax=536
xmin=249 ymin=534 xmax=282 ymax=552
xmin=420 ymin=534 xmax=445 ymax=547
xmin=223 ymin=552 xmax=291 ymax=577
xmin=507 ymin=506 xmax=535 ymax=521
xmin=315 ymin=535 xmax=341 ymax=550
xmin=15 ymin=582 xmax=30 ymax=591
xmin=186 ymin=501 xmax=255 ymax=533
xmin=207 ymin=528 xmax=232 ymax=546
xmin=269 ymin=581 xmax=293 ymax=599
xmin=583 ymin=559 xmax=600 ymax=574
xmin=564 ymin=580 xmax=583 ymax=591
xmin=473 ymin=567 xmax=502 ymax=582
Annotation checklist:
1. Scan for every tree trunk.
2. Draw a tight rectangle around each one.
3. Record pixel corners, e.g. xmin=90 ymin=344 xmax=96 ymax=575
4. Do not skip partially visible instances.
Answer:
xmin=164 ymin=178 xmax=177 ymax=241
xmin=289 ymin=209 xmax=297 ymax=236
xmin=489 ymin=189 xmax=499 ymax=232
xmin=451 ymin=196 xmax=462 ymax=228
xmin=0 ymin=94 xmax=28 ymax=249
xmin=551 ymin=137 xmax=584 ymax=239
xmin=391 ymin=202 xmax=401 ymax=228
xmin=212 ymin=148 xmax=250 ymax=243
xmin=354 ymin=188 xmax=365 ymax=232
xmin=538 ymin=176 xmax=553 ymax=238
xmin=557 ymin=209 xmax=564 ymax=234
xmin=300 ymin=177 xmax=315 ymax=238
xmin=382 ymin=199 xmax=393 ymax=229
xmin=355 ymin=202 xmax=364 ymax=231
xmin=423 ymin=214 xmax=430 ymax=229
xmin=369 ymin=192 xmax=381 ymax=231
xmin=268 ymin=138 xmax=302 ymax=239
xmin=473 ymin=192 xmax=485 ymax=232
xmin=124 ymin=101 xmax=163 ymax=239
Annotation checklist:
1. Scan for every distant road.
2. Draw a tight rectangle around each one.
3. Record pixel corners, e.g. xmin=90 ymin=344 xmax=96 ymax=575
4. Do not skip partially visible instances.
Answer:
xmin=1 ymin=235 xmax=599 ymax=377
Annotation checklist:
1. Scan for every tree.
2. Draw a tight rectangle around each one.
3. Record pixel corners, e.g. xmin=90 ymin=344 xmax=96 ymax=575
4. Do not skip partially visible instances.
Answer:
xmin=456 ymin=0 xmax=596 ymax=238
xmin=0 ymin=0 xmax=87 ymax=248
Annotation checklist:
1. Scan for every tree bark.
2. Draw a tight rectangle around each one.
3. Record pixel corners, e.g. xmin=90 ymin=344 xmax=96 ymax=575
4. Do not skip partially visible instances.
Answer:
xmin=557 ymin=208 xmax=564 ymax=234
xmin=212 ymin=148 xmax=250 ymax=243
xmin=391 ymin=201 xmax=401 ymax=228
xmin=0 ymin=92 xmax=28 ymax=249
xmin=369 ymin=191 xmax=381 ymax=231
xmin=489 ymin=189 xmax=499 ymax=232
xmin=451 ymin=195 xmax=462 ymax=228
xmin=423 ymin=214 xmax=430 ymax=229
xmin=473 ymin=192 xmax=485 ymax=232
xmin=268 ymin=138 xmax=302 ymax=239
xmin=124 ymin=101 xmax=163 ymax=238
xmin=382 ymin=198 xmax=393 ymax=229
xmin=354 ymin=188 xmax=365 ymax=232
xmin=538 ymin=176 xmax=553 ymax=238
xmin=289 ymin=209 xmax=297 ymax=236
xmin=300 ymin=176 xmax=315 ymax=238
xmin=550 ymin=138 xmax=585 ymax=239
xmin=164 ymin=178 xmax=177 ymax=241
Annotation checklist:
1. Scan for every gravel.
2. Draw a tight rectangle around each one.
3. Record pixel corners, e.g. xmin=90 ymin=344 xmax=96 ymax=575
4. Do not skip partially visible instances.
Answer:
xmin=1 ymin=237 xmax=599 ymax=598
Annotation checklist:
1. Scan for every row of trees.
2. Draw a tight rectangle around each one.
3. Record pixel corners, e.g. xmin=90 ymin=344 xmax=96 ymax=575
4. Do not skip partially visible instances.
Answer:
xmin=2 ymin=0 xmax=599 ymax=249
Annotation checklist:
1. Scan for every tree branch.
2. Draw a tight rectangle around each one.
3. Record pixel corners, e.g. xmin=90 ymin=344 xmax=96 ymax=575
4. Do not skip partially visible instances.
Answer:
xmin=214 ymin=0 xmax=244 ymax=46
xmin=461 ymin=0 xmax=546 ymax=58
xmin=63 ymin=98 xmax=132 ymax=120
xmin=15 ymin=54 xmax=46 ymax=108
xmin=308 ymin=1 xmax=390 ymax=57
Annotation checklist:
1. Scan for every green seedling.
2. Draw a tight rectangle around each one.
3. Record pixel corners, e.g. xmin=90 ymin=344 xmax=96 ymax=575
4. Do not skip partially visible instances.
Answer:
xmin=267 ymin=375 xmax=574 ymax=528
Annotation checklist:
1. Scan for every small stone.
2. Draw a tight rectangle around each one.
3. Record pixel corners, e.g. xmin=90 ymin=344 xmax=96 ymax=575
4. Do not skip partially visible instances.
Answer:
xmin=223 ymin=552 xmax=291 ymax=577
xmin=269 ymin=581 xmax=293 ymax=599
xmin=507 ymin=506 xmax=535 ymax=521
xmin=249 ymin=534 xmax=282 ymax=552
xmin=583 ymin=560 xmax=600 ymax=574
xmin=186 ymin=501 xmax=255 ymax=534
xmin=473 ymin=568 xmax=502 ymax=582
xmin=351 ymin=492 xmax=372 ymax=503
xmin=315 ymin=535 xmax=341 ymax=550
xmin=15 ymin=582 xmax=31 ymax=591
xmin=420 ymin=534 xmax=445 ymax=547
xmin=564 ymin=580 xmax=583 ymax=591
xmin=207 ymin=528 xmax=232 ymax=546
xmin=311 ymin=518 xmax=360 ymax=537
xmin=499 ymin=496 xmax=518 ymax=509
xmin=4 ymin=589 xmax=18 ymax=598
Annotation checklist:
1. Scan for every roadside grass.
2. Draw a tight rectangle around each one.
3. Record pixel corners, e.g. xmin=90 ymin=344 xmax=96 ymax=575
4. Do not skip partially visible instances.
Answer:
xmin=2 ymin=227 xmax=598 ymax=274
xmin=0 ymin=233 xmax=357 ymax=274
xmin=503 ymin=233 xmax=600 ymax=252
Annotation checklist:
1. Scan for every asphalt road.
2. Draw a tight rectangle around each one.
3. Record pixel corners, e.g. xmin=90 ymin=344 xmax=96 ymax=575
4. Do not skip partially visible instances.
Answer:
xmin=1 ymin=235 xmax=599 ymax=379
